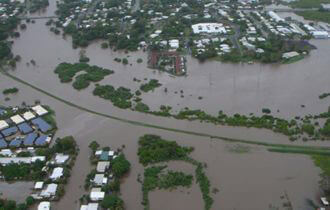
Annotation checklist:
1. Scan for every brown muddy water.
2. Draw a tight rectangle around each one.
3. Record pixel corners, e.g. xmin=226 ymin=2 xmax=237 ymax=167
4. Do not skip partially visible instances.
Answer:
xmin=0 ymin=181 xmax=34 ymax=203
xmin=0 ymin=2 xmax=330 ymax=209
xmin=0 ymin=76 xmax=324 ymax=210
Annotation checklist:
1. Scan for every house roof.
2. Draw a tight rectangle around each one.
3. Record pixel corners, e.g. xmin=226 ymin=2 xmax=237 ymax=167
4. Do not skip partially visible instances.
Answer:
xmin=55 ymin=153 xmax=69 ymax=164
xmin=0 ymin=120 xmax=9 ymax=130
xmin=18 ymin=122 xmax=33 ymax=134
xmin=32 ymin=105 xmax=49 ymax=116
xmin=10 ymin=115 xmax=25 ymax=124
xmin=96 ymin=161 xmax=110 ymax=172
xmin=34 ymin=181 xmax=44 ymax=189
xmin=50 ymin=167 xmax=63 ymax=180
xmin=22 ymin=111 xmax=36 ymax=121
xmin=23 ymin=132 xmax=38 ymax=146
xmin=1 ymin=126 xmax=18 ymax=137
xmin=31 ymin=118 xmax=52 ymax=133
xmin=38 ymin=201 xmax=50 ymax=210
xmin=0 ymin=139 xmax=7 ymax=148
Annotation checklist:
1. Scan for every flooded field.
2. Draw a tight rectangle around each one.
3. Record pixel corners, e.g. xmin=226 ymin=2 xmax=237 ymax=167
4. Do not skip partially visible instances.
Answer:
xmin=0 ymin=181 xmax=34 ymax=203
xmin=1 ymin=1 xmax=330 ymax=209
xmin=0 ymin=81 xmax=324 ymax=209
xmin=8 ymin=0 xmax=330 ymax=120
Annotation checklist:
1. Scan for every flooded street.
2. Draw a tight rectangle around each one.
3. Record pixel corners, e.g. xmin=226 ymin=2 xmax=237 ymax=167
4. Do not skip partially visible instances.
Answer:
xmin=0 ymin=1 xmax=330 ymax=209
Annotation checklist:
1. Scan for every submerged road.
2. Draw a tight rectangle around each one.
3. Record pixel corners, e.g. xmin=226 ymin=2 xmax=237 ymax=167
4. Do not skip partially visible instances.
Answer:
xmin=1 ymin=68 xmax=330 ymax=151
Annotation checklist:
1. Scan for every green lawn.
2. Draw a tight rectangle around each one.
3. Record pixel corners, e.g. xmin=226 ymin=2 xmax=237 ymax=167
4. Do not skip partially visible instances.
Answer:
xmin=291 ymin=0 xmax=330 ymax=8
xmin=296 ymin=11 xmax=330 ymax=23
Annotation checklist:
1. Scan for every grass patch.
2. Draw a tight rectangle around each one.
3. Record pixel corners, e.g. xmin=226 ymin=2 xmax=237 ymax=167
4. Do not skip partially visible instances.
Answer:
xmin=2 ymin=87 xmax=18 ymax=95
xmin=296 ymin=11 xmax=330 ymax=23
xmin=54 ymin=62 xmax=114 ymax=90
xmin=137 ymin=134 xmax=193 ymax=166
xmin=140 ymin=79 xmax=162 ymax=92
xmin=291 ymin=0 xmax=330 ymax=8
xmin=282 ymin=55 xmax=304 ymax=64
xmin=267 ymin=146 xmax=330 ymax=156
xmin=142 ymin=165 xmax=193 ymax=210
xmin=319 ymin=92 xmax=330 ymax=99
xmin=93 ymin=84 xmax=133 ymax=109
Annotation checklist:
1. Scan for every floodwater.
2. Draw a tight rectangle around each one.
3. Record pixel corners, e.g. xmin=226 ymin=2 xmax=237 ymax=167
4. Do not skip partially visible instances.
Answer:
xmin=0 ymin=181 xmax=34 ymax=203
xmin=0 ymin=1 xmax=330 ymax=209
xmin=0 ymin=76 xmax=324 ymax=210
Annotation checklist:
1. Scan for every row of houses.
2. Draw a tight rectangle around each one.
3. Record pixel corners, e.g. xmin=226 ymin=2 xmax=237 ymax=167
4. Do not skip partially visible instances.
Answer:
xmin=0 ymin=105 xmax=53 ymax=149
xmin=81 ymin=149 xmax=118 ymax=210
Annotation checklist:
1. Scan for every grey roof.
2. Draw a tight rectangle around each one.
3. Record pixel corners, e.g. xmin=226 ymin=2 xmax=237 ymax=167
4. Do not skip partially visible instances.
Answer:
xmin=35 ymin=135 xmax=48 ymax=146
xmin=23 ymin=132 xmax=38 ymax=146
xmin=18 ymin=122 xmax=33 ymax=134
xmin=0 ymin=138 xmax=7 ymax=148
xmin=31 ymin=118 xmax=51 ymax=133
xmin=9 ymin=139 xmax=22 ymax=147
xmin=1 ymin=126 xmax=18 ymax=137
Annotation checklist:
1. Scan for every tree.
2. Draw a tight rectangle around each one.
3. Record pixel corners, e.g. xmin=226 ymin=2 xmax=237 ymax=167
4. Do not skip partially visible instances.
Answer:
xmin=101 ymin=194 xmax=124 ymax=210
xmin=89 ymin=141 xmax=100 ymax=151
xmin=112 ymin=154 xmax=130 ymax=178
xmin=0 ymin=41 xmax=11 ymax=59
xmin=25 ymin=196 xmax=35 ymax=206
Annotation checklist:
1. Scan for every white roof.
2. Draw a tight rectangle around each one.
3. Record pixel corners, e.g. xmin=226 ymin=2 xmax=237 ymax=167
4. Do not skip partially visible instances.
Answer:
xmin=95 ymin=150 xmax=102 ymax=156
xmin=81 ymin=203 xmax=99 ymax=210
xmin=109 ymin=151 xmax=114 ymax=156
xmin=0 ymin=120 xmax=9 ymax=130
xmin=22 ymin=111 xmax=36 ymax=120
xmin=93 ymin=174 xmax=106 ymax=185
xmin=0 ymin=156 xmax=45 ymax=165
xmin=321 ymin=197 xmax=329 ymax=205
xmin=0 ymin=149 xmax=12 ymax=156
xmin=38 ymin=201 xmax=50 ymax=210
xmin=55 ymin=153 xmax=69 ymax=164
xmin=50 ymin=167 xmax=64 ymax=180
xmin=90 ymin=191 xmax=105 ymax=201
xmin=34 ymin=181 xmax=44 ymax=189
xmin=40 ymin=184 xmax=57 ymax=197
xmin=32 ymin=105 xmax=48 ymax=116
xmin=192 ymin=23 xmax=227 ymax=34
xmin=96 ymin=161 xmax=110 ymax=172
xmin=10 ymin=115 xmax=25 ymax=124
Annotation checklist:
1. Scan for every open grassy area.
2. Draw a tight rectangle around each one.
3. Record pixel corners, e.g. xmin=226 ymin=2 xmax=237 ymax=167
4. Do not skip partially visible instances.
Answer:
xmin=291 ymin=0 xmax=330 ymax=8
xmin=296 ymin=11 xmax=330 ymax=23
xmin=282 ymin=55 xmax=304 ymax=64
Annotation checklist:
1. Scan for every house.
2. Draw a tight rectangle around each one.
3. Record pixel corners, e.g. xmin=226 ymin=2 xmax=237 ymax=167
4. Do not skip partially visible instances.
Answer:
xmin=32 ymin=105 xmax=49 ymax=116
xmin=96 ymin=161 xmax=110 ymax=173
xmin=321 ymin=197 xmax=329 ymax=205
xmin=312 ymin=31 xmax=329 ymax=39
xmin=268 ymin=11 xmax=284 ymax=22
xmin=282 ymin=51 xmax=299 ymax=59
xmin=192 ymin=23 xmax=227 ymax=34
xmin=54 ymin=153 xmax=69 ymax=164
xmin=321 ymin=4 xmax=330 ymax=11
xmin=80 ymin=203 xmax=99 ymax=210
xmin=90 ymin=188 xmax=105 ymax=201
xmin=50 ymin=167 xmax=64 ymax=180
xmin=0 ymin=120 xmax=9 ymax=131
xmin=93 ymin=174 xmax=108 ymax=186
xmin=40 ymin=184 xmax=58 ymax=198
xmin=0 ymin=156 xmax=45 ymax=165
xmin=22 ymin=111 xmax=36 ymax=121
xmin=169 ymin=40 xmax=179 ymax=49
xmin=34 ymin=181 xmax=44 ymax=190
xmin=10 ymin=115 xmax=25 ymax=125
xmin=38 ymin=201 xmax=50 ymax=210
